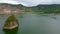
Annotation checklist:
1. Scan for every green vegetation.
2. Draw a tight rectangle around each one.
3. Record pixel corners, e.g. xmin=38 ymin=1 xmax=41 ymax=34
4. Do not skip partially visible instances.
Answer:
xmin=0 ymin=3 xmax=60 ymax=14
xmin=4 ymin=15 xmax=18 ymax=26
xmin=24 ymin=5 xmax=60 ymax=14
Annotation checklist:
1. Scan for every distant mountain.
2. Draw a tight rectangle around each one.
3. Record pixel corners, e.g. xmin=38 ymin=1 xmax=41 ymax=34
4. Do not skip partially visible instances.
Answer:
xmin=0 ymin=3 xmax=25 ymax=9
xmin=0 ymin=3 xmax=60 ymax=9
xmin=0 ymin=3 xmax=25 ymax=14
xmin=0 ymin=3 xmax=60 ymax=14
xmin=35 ymin=4 xmax=60 ymax=13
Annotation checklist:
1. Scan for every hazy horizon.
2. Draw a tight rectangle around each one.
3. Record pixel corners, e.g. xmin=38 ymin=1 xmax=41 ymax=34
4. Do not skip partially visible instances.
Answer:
xmin=0 ymin=0 xmax=60 ymax=6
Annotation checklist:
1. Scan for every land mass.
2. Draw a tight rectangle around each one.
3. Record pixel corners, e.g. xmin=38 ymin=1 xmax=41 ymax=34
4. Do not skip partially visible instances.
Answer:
xmin=3 ymin=15 xmax=18 ymax=30
xmin=0 ymin=3 xmax=60 ymax=14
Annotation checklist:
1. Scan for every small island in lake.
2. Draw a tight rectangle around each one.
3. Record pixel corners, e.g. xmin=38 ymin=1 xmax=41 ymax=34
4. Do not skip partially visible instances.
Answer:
xmin=3 ymin=15 xmax=18 ymax=30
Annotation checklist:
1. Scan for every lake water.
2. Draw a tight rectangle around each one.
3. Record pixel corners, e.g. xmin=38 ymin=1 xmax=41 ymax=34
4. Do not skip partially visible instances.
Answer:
xmin=0 ymin=13 xmax=60 ymax=34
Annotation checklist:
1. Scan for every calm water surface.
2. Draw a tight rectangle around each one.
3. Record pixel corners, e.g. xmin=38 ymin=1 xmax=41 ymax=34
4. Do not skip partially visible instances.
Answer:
xmin=0 ymin=14 xmax=60 ymax=34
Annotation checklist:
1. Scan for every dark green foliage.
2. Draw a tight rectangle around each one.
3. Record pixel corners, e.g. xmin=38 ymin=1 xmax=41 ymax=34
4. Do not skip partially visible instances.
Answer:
xmin=4 ymin=15 xmax=18 ymax=26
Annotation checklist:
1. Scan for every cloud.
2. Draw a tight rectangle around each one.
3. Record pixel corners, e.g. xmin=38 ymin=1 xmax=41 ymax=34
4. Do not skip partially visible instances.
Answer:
xmin=17 ymin=0 xmax=53 ymax=6
xmin=0 ymin=0 xmax=60 ymax=6
xmin=53 ymin=0 xmax=60 ymax=4
xmin=0 ymin=0 xmax=20 ymax=4
xmin=0 ymin=0 xmax=29 ymax=6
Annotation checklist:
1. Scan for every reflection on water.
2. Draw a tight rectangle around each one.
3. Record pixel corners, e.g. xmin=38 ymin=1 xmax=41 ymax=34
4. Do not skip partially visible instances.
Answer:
xmin=3 ymin=27 xmax=18 ymax=34
xmin=1 ymin=14 xmax=60 ymax=34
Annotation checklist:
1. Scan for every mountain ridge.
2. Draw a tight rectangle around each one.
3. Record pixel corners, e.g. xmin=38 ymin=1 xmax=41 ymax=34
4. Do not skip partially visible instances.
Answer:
xmin=0 ymin=3 xmax=60 ymax=14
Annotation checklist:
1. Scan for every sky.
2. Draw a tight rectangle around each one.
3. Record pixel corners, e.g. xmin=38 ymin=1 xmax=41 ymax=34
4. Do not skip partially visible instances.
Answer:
xmin=0 ymin=0 xmax=60 ymax=6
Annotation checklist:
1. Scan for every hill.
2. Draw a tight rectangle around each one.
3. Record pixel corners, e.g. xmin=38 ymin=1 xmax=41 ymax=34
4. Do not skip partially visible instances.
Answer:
xmin=0 ymin=3 xmax=60 ymax=14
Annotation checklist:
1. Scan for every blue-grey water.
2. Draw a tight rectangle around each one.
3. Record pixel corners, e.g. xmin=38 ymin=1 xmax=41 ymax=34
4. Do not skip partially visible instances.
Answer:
xmin=0 ymin=14 xmax=60 ymax=34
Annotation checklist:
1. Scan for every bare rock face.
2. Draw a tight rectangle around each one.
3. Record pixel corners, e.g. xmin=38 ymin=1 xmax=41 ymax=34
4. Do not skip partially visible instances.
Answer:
xmin=0 ymin=3 xmax=25 ymax=14
xmin=3 ymin=15 xmax=19 ymax=30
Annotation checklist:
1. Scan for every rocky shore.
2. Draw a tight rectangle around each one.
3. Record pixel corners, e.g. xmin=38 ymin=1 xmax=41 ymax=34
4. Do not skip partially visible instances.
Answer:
xmin=3 ymin=15 xmax=19 ymax=30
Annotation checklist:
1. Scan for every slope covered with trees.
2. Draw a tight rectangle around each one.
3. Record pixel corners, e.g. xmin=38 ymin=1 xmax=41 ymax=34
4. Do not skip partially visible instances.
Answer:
xmin=0 ymin=3 xmax=60 ymax=14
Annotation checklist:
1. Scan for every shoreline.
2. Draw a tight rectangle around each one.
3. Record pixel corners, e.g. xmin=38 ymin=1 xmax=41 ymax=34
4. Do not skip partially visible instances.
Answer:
xmin=3 ymin=24 xmax=18 ymax=30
